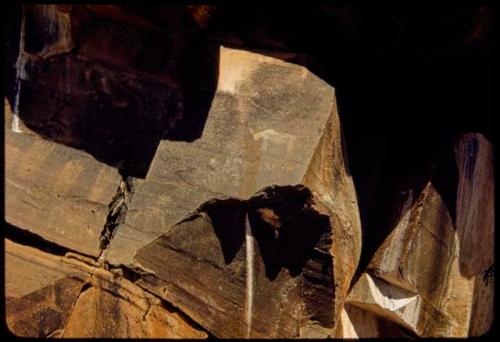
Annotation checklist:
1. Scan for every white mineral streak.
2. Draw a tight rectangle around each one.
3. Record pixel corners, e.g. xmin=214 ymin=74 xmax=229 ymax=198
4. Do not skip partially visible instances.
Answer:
xmin=244 ymin=212 xmax=255 ymax=338
xmin=347 ymin=273 xmax=422 ymax=333
xmin=365 ymin=274 xmax=419 ymax=312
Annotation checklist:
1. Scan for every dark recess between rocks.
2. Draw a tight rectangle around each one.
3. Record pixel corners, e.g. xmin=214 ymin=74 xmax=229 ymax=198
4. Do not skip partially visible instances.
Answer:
xmin=3 ymin=4 xmax=495 ymax=338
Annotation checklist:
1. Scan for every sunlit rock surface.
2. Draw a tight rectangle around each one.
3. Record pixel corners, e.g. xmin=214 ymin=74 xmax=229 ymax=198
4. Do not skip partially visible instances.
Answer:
xmin=4 ymin=4 xmax=493 ymax=339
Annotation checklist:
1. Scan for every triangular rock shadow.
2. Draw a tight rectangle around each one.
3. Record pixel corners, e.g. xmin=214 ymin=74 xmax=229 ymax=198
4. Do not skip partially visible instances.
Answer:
xmin=198 ymin=185 xmax=332 ymax=281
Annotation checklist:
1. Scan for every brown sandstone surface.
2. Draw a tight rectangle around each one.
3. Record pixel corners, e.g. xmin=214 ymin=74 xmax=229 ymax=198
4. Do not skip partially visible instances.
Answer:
xmin=4 ymin=4 xmax=494 ymax=339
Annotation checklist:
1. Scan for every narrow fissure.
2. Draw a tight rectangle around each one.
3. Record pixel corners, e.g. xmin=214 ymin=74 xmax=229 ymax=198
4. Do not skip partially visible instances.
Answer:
xmin=97 ymin=174 xmax=134 ymax=262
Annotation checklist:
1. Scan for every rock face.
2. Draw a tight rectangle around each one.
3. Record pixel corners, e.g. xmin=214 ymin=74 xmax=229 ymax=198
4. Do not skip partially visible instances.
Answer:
xmin=4 ymin=4 xmax=494 ymax=339
xmin=5 ymin=239 xmax=207 ymax=338
xmin=455 ymin=133 xmax=494 ymax=337
xmin=342 ymin=134 xmax=494 ymax=338
xmin=455 ymin=133 xmax=494 ymax=278
xmin=106 ymin=46 xmax=361 ymax=338
xmin=63 ymin=268 xmax=207 ymax=338
xmin=14 ymin=4 xmax=219 ymax=178
xmin=5 ymin=239 xmax=91 ymax=337
xmin=5 ymin=103 xmax=121 ymax=257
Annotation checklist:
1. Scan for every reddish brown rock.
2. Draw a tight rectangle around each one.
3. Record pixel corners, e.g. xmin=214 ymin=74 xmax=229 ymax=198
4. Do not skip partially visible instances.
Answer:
xmin=23 ymin=4 xmax=74 ymax=58
xmin=5 ymin=239 xmax=91 ymax=337
xmin=455 ymin=133 xmax=494 ymax=336
xmin=5 ymin=239 xmax=207 ymax=338
xmin=63 ymin=268 xmax=207 ymax=338
xmin=344 ymin=135 xmax=494 ymax=338
xmin=5 ymin=109 xmax=121 ymax=257
xmin=345 ymin=182 xmax=477 ymax=337
xmin=106 ymin=46 xmax=361 ymax=338
xmin=16 ymin=7 xmax=219 ymax=177
xmin=4 ymin=5 xmax=493 ymax=339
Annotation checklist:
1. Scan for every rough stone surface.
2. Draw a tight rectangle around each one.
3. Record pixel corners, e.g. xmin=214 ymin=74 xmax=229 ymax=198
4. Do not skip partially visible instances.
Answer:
xmin=455 ymin=133 xmax=494 ymax=277
xmin=455 ymin=133 xmax=494 ymax=337
xmin=15 ymin=5 xmax=219 ymax=177
xmin=23 ymin=5 xmax=75 ymax=58
xmin=106 ymin=47 xmax=361 ymax=338
xmin=5 ymin=111 xmax=122 ymax=257
xmin=5 ymin=239 xmax=91 ymax=337
xmin=63 ymin=268 xmax=207 ymax=338
xmin=4 ymin=4 xmax=493 ymax=338
xmin=345 ymin=173 xmax=493 ymax=337
xmin=5 ymin=239 xmax=207 ymax=338
xmin=134 ymin=187 xmax=336 ymax=338
xmin=468 ymin=268 xmax=494 ymax=337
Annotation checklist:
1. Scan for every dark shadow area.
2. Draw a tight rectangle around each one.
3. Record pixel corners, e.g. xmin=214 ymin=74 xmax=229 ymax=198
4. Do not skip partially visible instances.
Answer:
xmin=199 ymin=185 xmax=335 ymax=327
xmin=6 ymin=4 xmax=219 ymax=179
xmin=4 ymin=4 xmax=22 ymax=108
xmin=431 ymin=141 xmax=460 ymax=227
xmin=247 ymin=185 xmax=335 ymax=327
xmin=247 ymin=185 xmax=331 ymax=281
xmin=200 ymin=198 xmax=246 ymax=265
xmin=4 ymin=222 xmax=81 ymax=257
xmin=199 ymin=186 xmax=332 ymax=282
xmin=4 ymin=5 xmax=495 ymax=286
xmin=292 ymin=5 xmax=495 ymax=284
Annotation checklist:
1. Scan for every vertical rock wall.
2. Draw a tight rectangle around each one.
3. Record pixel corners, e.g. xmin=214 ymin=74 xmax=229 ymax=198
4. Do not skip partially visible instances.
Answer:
xmin=4 ymin=4 xmax=494 ymax=338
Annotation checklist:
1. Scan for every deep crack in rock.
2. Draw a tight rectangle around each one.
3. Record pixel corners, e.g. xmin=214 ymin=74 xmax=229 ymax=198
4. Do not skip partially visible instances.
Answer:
xmin=99 ymin=175 xmax=134 ymax=255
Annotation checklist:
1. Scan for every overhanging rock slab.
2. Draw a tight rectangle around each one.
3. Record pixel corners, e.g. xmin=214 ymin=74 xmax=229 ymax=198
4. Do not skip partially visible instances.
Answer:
xmin=106 ymin=46 xmax=361 ymax=338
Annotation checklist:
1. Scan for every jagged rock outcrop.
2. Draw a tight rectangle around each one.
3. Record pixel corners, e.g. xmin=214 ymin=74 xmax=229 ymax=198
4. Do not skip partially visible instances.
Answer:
xmin=5 ymin=238 xmax=207 ymax=338
xmin=5 ymin=239 xmax=91 ymax=337
xmin=105 ymin=46 xmax=361 ymax=338
xmin=341 ymin=134 xmax=494 ymax=338
xmin=4 ymin=4 xmax=494 ymax=339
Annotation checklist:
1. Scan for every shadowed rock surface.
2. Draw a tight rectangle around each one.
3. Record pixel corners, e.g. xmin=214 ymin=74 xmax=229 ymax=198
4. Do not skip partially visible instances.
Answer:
xmin=106 ymin=47 xmax=361 ymax=338
xmin=134 ymin=186 xmax=337 ymax=338
xmin=343 ymin=135 xmax=494 ymax=337
xmin=5 ymin=104 xmax=121 ymax=257
xmin=4 ymin=4 xmax=494 ymax=339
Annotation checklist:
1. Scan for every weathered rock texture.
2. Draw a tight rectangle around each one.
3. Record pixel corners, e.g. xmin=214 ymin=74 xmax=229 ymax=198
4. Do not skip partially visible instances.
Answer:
xmin=8 ymin=5 xmax=221 ymax=178
xmin=342 ymin=134 xmax=494 ymax=338
xmin=455 ymin=133 xmax=494 ymax=337
xmin=455 ymin=133 xmax=494 ymax=278
xmin=4 ymin=4 xmax=494 ymax=339
xmin=5 ymin=238 xmax=207 ymax=338
xmin=105 ymin=46 xmax=361 ymax=338
xmin=5 ymin=102 xmax=121 ymax=257
xmin=5 ymin=239 xmax=90 ymax=337
xmin=63 ymin=268 xmax=207 ymax=338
